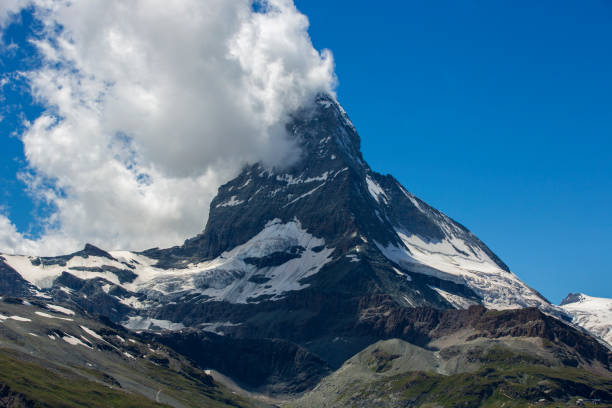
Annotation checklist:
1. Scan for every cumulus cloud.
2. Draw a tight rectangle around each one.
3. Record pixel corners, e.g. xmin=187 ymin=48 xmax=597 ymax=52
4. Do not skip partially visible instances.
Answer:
xmin=1 ymin=0 xmax=336 ymax=255
xmin=0 ymin=1 xmax=24 ymax=29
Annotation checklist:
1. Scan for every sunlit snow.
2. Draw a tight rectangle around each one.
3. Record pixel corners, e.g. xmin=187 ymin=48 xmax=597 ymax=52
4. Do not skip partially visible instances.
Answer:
xmin=561 ymin=294 xmax=612 ymax=346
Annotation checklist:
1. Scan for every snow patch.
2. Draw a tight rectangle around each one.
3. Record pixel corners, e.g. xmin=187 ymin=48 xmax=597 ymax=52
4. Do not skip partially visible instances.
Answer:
xmin=398 ymin=184 xmax=426 ymax=213
xmin=47 ymin=304 xmax=75 ymax=315
xmin=365 ymin=175 xmax=389 ymax=205
xmin=216 ymin=196 xmax=244 ymax=208
xmin=276 ymin=172 xmax=329 ymax=185
xmin=35 ymin=311 xmax=73 ymax=321
xmin=402 ymin=295 xmax=415 ymax=307
xmin=62 ymin=334 xmax=92 ymax=348
xmin=238 ymin=178 xmax=251 ymax=189
xmin=283 ymin=182 xmax=326 ymax=207
xmin=123 ymin=316 xmax=185 ymax=331
xmin=2 ymin=253 xmax=128 ymax=289
xmin=80 ymin=326 xmax=104 ymax=342
xmin=7 ymin=315 xmax=31 ymax=322
xmin=346 ymin=254 xmax=359 ymax=263
xmin=0 ymin=314 xmax=31 ymax=323
xmin=392 ymin=267 xmax=412 ymax=281
xmin=376 ymin=228 xmax=554 ymax=311
xmin=116 ymin=296 xmax=146 ymax=309
xmin=33 ymin=290 xmax=52 ymax=299
xmin=428 ymin=286 xmax=478 ymax=309
xmin=200 ymin=321 xmax=241 ymax=336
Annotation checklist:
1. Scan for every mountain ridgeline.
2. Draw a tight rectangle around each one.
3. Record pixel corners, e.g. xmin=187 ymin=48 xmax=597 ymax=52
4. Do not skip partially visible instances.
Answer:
xmin=0 ymin=95 xmax=610 ymax=406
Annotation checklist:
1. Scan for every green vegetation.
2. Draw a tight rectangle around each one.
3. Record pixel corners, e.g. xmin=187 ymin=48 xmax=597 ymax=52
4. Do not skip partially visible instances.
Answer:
xmin=367 ymin=347 xmax=401 ymax=373
xmin=139 ymin=360 xmax=255 ymax=408
xmin=294 ymin=345 xmax=612 ymax=408
xmin=350 ymin=351 xmax=609 ymax=407
xmin=386 ymin=365 xmax=611 ymax=407
xmin=0 ymin=348 xmax=257 ymax=408
xmin=0 ymin=348 xmax=167 ymax=408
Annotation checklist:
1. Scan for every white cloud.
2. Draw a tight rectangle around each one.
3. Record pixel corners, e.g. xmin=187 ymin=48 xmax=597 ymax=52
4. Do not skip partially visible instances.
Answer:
xmin=1 ymin=0 xmax=336 ymax=255
xmin=0 ymin=1 xmax=24 ymax=29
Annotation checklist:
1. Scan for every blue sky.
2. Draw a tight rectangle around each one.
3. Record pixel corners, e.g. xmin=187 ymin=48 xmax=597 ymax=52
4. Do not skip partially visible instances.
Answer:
xmin=1 ymin=8 xmax=45 ymax=237
xmin=1 ymin=1 xmax=611 ymax=304
xmin=296 ymin=0 xmax=612 ymax=303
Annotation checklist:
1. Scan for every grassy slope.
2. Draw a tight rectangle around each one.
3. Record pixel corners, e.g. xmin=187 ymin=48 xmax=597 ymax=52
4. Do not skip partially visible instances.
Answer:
xmin=0 ymin=346 xmax=263 ymax=408
xmin=287 ymin=343 xmax=612 ymax=408
xmin=376 ymin=364 xmax=612 ymax=407
xmin=0 ymin=297 xmax=268 ymax=408
xmin=0 ymin=348 xmax=167 ymax=408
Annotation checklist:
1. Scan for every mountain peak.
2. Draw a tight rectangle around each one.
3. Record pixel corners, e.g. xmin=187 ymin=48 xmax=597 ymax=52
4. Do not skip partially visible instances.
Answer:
xmin=287 ymin=94 xmax=365 ymax=171
xmin=561 ymin=292 xmax=587 ymax=306
xmin=135 ymin=94 xmax=553 ymax=316
xmin=77 ymin=243 xmax=117 ymax=261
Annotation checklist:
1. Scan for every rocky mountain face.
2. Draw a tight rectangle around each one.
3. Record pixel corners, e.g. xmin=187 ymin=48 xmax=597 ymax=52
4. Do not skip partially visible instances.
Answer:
xmin=561 ymin=293 xmax=612 ymax=347
xmin=0 ymin=256 xmax=39 ymax=297
xmin=0 ymin=94 xmax=610 ymax=404
xmin=144 ymin=95 xmax=547 ymax=312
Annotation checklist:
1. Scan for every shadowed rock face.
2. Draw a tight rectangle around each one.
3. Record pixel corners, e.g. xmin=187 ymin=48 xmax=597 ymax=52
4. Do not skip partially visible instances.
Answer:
xmin=0 ymin=258 xmax=36 ymax=297
xmin=150 ymin=331 xmax=332 ymax=395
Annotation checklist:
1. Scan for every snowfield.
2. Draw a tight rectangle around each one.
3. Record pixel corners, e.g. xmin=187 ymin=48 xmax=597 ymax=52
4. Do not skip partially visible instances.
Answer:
xmin=561 ymin=293 xmax=612 ymax=347
xmin=376 ymin=232 xmax=551 ymax=311
xmin=365 ymin=174 xmax=389 ymax=205
xmin=3 ymin=218 xmax=334 ymax=307
xmin=134 ymin=218 xmax=334 ymax=303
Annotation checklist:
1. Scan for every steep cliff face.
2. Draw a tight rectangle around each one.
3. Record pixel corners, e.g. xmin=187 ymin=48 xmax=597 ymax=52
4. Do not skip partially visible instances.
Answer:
xmin=0 ymin=256 xmax=38 ymax=297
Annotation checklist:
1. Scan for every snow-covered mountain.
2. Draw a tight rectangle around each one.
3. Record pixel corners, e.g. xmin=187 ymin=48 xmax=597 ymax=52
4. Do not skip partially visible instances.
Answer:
xmin=561 ymin=293 xmax=612 ymax=347
xmin=0 ymin=94 xmax=567 ymax=366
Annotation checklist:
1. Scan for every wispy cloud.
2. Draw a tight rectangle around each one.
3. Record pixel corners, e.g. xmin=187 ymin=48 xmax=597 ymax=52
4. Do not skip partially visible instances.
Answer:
xmin=0 ymin=0 xmax=336 ymax=255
